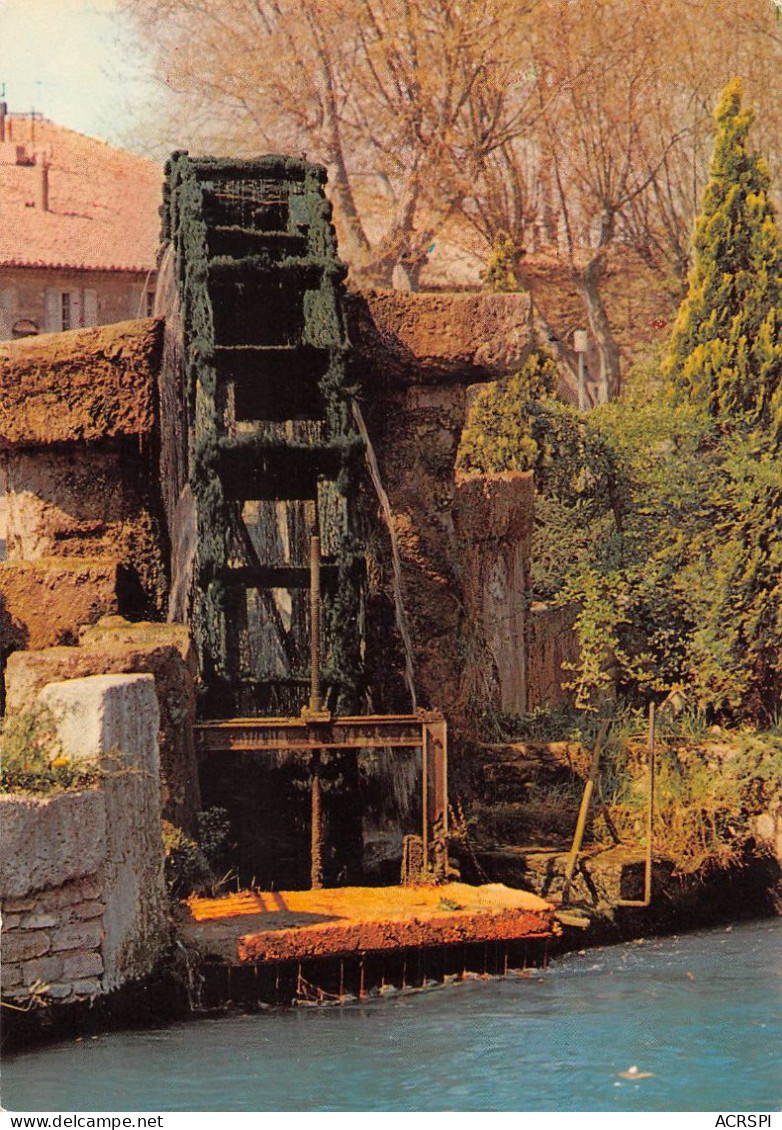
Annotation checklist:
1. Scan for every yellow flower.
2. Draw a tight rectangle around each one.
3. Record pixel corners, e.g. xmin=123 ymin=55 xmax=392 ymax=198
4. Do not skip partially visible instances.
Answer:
xmin=51 ymin=757 xmax=69 ymax=768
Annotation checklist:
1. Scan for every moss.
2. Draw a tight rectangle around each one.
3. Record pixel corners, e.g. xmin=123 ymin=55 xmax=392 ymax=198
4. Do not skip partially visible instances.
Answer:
xmin=164 ymin=152 xmax=366 ymax=715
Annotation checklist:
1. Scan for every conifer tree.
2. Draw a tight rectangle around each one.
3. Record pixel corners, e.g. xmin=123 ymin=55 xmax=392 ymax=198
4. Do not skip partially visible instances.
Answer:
xmin=663 ymin=79 xmax=781 ymax=443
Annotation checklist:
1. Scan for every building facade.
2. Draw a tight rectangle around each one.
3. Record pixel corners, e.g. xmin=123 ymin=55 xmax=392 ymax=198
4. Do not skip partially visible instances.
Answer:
xmin=0 ymin=107 xmax=160 ymax=340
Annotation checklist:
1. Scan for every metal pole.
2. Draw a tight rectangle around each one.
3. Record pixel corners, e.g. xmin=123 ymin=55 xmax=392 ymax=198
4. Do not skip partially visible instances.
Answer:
xmin=578 ymin=353 xmax=587 ymax=412
xmin=310 ymin=751 xmax=324 ymax=890
xmin=309 ymin=535 xmax=321 ymax=714
xmin=617 ymin=701 xmax=656 ymax=908
xmin=643 ymin=703 xmax=655 ymax=904
xmin=422 ymin=730 xmax=429 ymax=879
xmin=561 ymin=718 xmax=609 ymax=905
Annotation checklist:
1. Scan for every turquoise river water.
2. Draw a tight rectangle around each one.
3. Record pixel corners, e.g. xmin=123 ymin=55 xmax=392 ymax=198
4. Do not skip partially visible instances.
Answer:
xmin=2 ymin=918 xmax=780 ymax=1112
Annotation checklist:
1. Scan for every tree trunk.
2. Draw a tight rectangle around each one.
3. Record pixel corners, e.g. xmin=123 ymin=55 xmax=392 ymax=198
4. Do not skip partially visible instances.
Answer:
xmin=576 ymin=256 xmax=622 ymax=402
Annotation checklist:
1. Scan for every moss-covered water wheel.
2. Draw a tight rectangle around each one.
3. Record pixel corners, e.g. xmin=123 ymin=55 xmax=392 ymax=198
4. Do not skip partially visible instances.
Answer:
xmin=162 ymin=154 xmax=366 ymax=718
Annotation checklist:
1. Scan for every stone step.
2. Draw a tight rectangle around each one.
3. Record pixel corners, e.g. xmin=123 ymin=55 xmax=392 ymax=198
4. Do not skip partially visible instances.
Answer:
xmin=472 ymin=845 xmax=673 ymax=910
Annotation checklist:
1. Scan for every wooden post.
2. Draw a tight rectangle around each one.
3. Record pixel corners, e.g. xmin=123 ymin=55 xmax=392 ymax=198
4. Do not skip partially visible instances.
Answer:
xmin=644 ymin=703 xmax=655 ymax=905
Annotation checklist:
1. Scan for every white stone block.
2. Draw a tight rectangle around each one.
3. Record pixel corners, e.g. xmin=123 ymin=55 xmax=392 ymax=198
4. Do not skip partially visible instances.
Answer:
xmin=38 ymin=673 xmax=160 ymax=775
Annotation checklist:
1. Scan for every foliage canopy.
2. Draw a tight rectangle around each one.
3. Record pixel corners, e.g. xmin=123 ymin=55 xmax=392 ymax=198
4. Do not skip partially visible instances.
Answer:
xmin=459 ymin=83 xmax=781 ymax=722
xmin=663 ymin=79 xmax=782 ymax=443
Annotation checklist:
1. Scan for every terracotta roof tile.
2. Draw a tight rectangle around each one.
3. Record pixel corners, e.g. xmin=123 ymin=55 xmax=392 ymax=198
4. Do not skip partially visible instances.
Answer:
xmin=0 ymin=116 xmax=161 ymax=273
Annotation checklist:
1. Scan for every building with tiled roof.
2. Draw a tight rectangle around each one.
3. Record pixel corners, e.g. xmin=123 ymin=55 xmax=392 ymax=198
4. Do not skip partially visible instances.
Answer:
xmin=0 ymin=107 xmax=161 ymax=339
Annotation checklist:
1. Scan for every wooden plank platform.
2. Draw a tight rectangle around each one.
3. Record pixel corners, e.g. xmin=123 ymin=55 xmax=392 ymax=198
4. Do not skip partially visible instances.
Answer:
xmin=181 ymin=882 xmax=555 ymax=966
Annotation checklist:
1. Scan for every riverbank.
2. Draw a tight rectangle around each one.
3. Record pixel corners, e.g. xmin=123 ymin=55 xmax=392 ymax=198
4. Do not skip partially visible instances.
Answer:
xmin=3 ymin=854 xmax=779 ymax=1055
xmin=4 ymin=919 xmax=779 ymax=1112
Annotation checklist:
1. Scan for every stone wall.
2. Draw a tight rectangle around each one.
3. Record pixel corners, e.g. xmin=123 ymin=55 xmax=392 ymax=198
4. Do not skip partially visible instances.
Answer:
xmin=0 ymin=674 xmax=170 ymax=1005
xmin=455 ymin=472 xmax=535 ymax=715
xmin=4 ymin=617 xmax=200 ymax=832
xmin=0 ymin=320 xmax=168 ymax=661
xmin=348 ymin=290 xmax=575 ymax=718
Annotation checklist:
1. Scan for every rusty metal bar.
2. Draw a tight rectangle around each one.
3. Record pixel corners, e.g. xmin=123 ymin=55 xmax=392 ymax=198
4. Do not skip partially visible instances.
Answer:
xmin=309 ymin=534 xmax=321 ymax=714
xmin=421 ymin=731 xmax=429 ymax=878
xmin=427 ymin=719 xmax=448 ymax=837
xmin=617 ymin=702 xmax=656 ymax=908
xmin=310 ymin=751 xmax=323 ymax=890
xmin=195 ymin=711 xmax=449 ymax=882
xmin=561 ymin=718 xmax=609 ymax=906
xmin=195 ymin=714 xmax=444 ymax=752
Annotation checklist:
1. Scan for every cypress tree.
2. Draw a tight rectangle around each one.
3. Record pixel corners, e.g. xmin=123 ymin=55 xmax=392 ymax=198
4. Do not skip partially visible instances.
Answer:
xmin=663 ymin=79 xmax=781 ymax=443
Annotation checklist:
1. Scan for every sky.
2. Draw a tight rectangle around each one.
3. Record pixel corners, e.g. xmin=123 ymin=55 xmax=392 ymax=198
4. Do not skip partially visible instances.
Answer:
xmin=0 ymin=0 xmax=154 ymax=149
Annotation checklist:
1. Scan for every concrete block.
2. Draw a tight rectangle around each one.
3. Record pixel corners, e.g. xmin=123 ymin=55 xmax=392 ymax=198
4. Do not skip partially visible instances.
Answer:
xmin=0 ymin=792 xmax=106 ymax=898
xmin=70 ymin=900 xmax=105 ymax=920
xmin=38 ymin=673 xmax=160 ymax=774
xmin=7 ymin=630 xmax=201 ymax=831
xmin=0 ymin=558 xmax=122 ymax=650
xmin=2 ymin=963 xmax=23 ymax=987
xmin=2 ymin=930 xmax=51 ymax=962
xmin=22 ymin=955 xmax=64 ymax=984
xmin=0 ymin=319 xmax=159 ymax=446
xmin=42 ymin=983 xmax=73 ymax=999
xmin=51 ymin=920 xmax=104 ymax=952
xmin=60 ymin=876 xmax=103 ymax=905
xmin=34 ymin=678 xmax=171 ymax=992
xmin=62 ymin=950 xmax=104 ymax=979
xmin=2 ymin=985 xmax=36 ymax=1000
xmin=2 ymin=896 xmax=38 ymax=912
xmin=70 ymin=977 xmax=102 ymax=997
xmin=20 ymin=911 xmax=59 ymax=929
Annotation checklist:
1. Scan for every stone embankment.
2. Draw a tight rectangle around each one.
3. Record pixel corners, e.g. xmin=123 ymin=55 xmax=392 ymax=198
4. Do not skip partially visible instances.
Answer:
xmin=1 ymin=674 xmax=170 ymax=1008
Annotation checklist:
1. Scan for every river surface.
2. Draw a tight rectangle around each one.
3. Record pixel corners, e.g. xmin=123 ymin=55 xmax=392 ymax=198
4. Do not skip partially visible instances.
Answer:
xmin=3 ymin=918 xmax=779 ymax=1112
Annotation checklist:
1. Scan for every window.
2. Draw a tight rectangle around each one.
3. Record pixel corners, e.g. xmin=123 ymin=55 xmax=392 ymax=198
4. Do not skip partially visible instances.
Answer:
xmin=45 ymin=287 xmax=98 ymax=332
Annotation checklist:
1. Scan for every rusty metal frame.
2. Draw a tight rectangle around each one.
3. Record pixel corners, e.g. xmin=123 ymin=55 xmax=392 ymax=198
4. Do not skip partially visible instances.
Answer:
xmin=195 ymin=711 xmax=448 ymax=875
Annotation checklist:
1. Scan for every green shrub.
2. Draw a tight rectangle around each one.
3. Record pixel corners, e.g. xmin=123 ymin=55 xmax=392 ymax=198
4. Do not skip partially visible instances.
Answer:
xmin=162 ymin=823 xmax=212 ymax=898
xmin=162 ymin=806 xmax=233 ymax=898
xmin=0 ymin=706 xmax=101 ymax=795
xmin=481 ymin=232 xmax=524 ymax=293
xmin=456 ymin=351 xmax=557 ymax=478
xmin=600 ymin=725 xmax=782 ymax=873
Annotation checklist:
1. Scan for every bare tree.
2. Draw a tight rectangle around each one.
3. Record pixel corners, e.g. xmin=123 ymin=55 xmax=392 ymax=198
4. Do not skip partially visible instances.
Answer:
xmin=126 ymin=0 xmax=533 ymax=287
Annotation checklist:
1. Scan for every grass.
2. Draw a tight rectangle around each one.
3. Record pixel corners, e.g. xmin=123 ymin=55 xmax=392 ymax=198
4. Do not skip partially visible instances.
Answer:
xmin=473 ymin=702 xmax=781 ymax=874
xmin=597 ymin=716 xmax=782 ymax=873
xmin=0 ymin=705 xmax=102 ymax=795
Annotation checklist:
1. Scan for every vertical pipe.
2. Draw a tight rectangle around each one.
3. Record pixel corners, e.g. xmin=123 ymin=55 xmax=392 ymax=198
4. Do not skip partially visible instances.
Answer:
xmin=578 ymin=353 xmax=587 ymax=411
xmin=310 ymin=751 xmax=324 ymax=890
xmin=644 ymin=703 xmax=656 ymax=905
xmin=421 ymin=732 xmax=429 ymax=879
xmin=309 ymin=534 xmax=321 ymax=713
xmin=616 ymin=701 xmax=657 ymax=907
xmin=561 ymin=719 xmax=609 ymax=904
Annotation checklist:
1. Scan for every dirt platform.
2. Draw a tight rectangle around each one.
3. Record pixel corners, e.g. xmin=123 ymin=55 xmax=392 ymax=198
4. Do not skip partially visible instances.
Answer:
xmin=182 ymin=882 xmax=555 ymax=964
